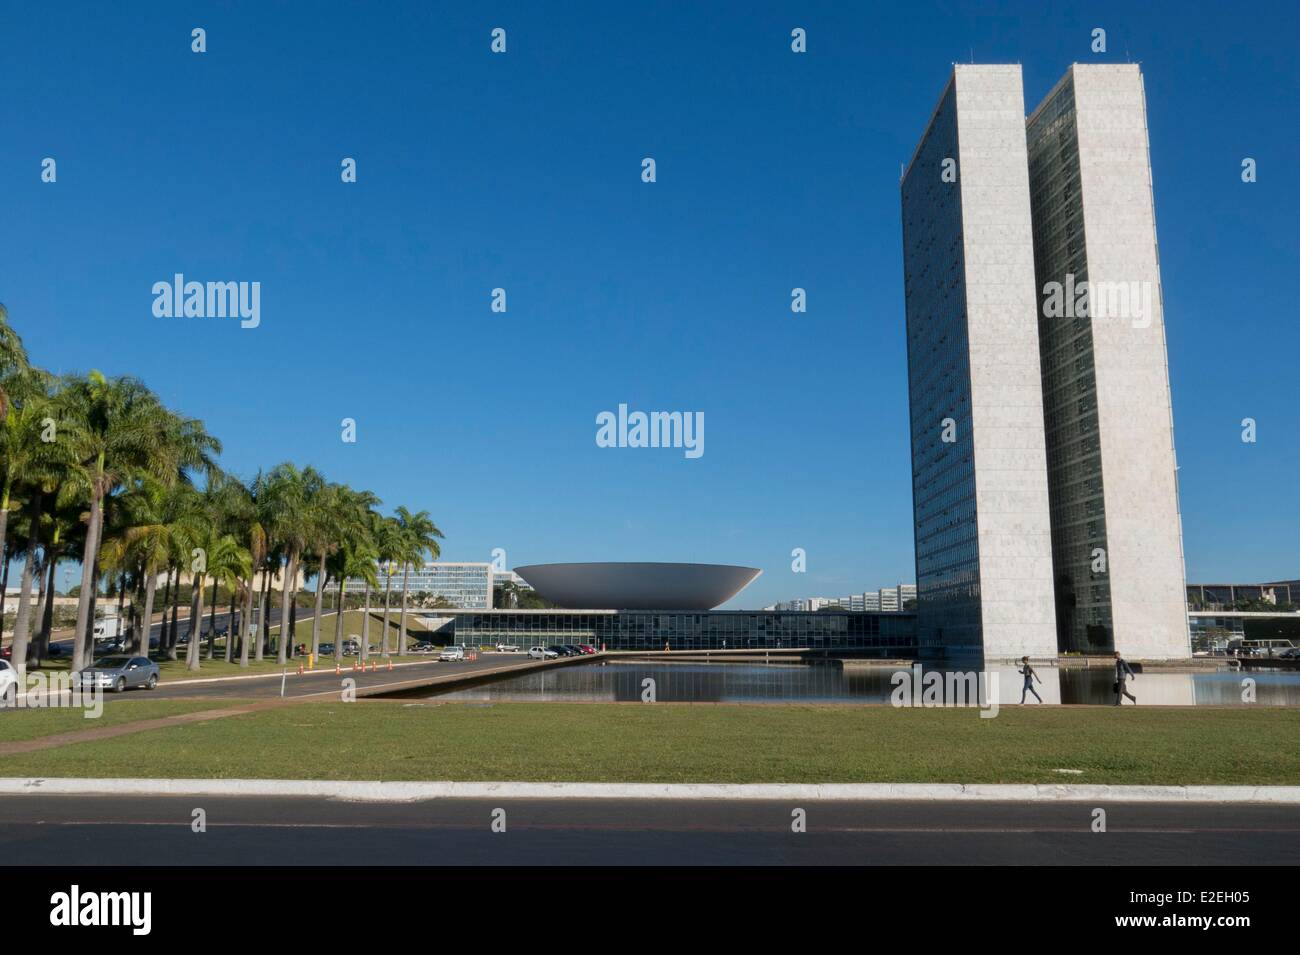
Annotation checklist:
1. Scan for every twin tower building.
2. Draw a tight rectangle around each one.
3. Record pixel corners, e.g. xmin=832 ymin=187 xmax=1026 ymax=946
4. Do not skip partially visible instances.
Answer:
xmin=900 ymin=64 xmax=1189 ymax=662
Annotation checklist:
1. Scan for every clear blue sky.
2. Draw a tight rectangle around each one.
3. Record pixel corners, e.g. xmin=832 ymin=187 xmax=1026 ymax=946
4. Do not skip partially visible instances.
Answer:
xmin=3 ymin=1 xmax=1297 ymax=608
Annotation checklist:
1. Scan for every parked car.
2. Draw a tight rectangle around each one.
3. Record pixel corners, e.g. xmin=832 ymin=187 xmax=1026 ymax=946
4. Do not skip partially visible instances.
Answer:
xmin=76 ymin=656 xmax=160 ymax=693
xmin=318 ymin=643 xmax=336 ymax=656
xmin=412 ymin=643 xmax=436 ymax=654
xmin=0 ymin=659 xmax=18 ymax=703
xmin=495 ymin=644 xmax=521 ymax=653
xmin=577 ymin=645 xmax=597 ymax=654
xmin=438 ymin=645 xmax=466 ymax=662
xmin=528 ymin=645 xmax=559 ymax=660
xmin=342 ymin=640 xmax=360 ymax=655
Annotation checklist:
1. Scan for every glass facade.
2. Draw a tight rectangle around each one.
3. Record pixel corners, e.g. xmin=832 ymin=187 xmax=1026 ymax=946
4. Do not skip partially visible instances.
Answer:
xmin=1026 ymin=75 xmax=1114 ymax=653
xmin=338 ymin=562 xmax=493 ymax=609
xmin=900 ymin=81 xmax=982 ymax=659
xmin=448 ymin=610 xmax=918 ymax=654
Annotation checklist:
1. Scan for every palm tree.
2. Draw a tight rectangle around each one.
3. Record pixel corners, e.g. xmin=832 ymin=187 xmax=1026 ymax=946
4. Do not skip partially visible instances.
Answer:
xmin=59 ymin=373 xmax=219 ymax=672
xmin=393 ymin=507 xmax=443 ymax=656
xmin=179 ymin=519 xmax=250 ymax=673
xmin=0 ymin=303 xmax=29 ymax=426
xmin=304 ymin=483 xmax=363 ymax=660
xmin=4 ymin=383 xmax=73 ymax=668
xmin=0 ymin=364 xmax=52 ymax=591
xmin=32 ymin=497 xmax=80 ymax=666
xmin=262 ymin=464 xmax=323 ymax=664
xmin=214 ymin=473 xmax=269 ymax=668
xmin=327 ymin=524 xmax=380 ymax=663
xmin=107 ymin=479 xmax=188 ymax=656
xmin=374 ymin=516 xmax=403 ymax=655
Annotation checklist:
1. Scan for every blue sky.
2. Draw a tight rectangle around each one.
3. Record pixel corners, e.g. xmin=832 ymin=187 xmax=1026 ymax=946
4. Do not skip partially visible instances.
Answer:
xmin=2 ymin=1 xmax=1297 ymax=608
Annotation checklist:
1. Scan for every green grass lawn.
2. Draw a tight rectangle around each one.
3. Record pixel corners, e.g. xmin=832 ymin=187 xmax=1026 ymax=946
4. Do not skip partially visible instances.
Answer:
xmin=1 ymin=702 xmax=1297 ymax=785
xmin=0 ymin=699 xmax=238 ymax=743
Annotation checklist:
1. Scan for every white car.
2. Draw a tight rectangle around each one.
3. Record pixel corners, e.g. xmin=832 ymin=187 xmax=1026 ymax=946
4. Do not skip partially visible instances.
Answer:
xmin=0 ymin=660 xmax=17 ymax=704
xmin=528 ymin=646 xmax=559 ymax=660
xmin=438 ymin=645 xmax=466 ymax=662
xmin=495 ymin=644 xmax=521 ymax=653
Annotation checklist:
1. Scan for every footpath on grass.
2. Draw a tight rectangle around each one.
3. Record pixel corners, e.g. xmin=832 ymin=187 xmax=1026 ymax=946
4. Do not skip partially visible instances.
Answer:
xmin=0 ymin=698 xmax=273 ymax=757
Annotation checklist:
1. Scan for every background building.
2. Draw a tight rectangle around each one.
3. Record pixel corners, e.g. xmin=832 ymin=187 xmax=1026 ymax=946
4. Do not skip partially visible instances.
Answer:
xmin=1026 ymin=64 xmax=1188 ymax=659
xmin=1187 ymin=580 xmax=1298 ymax=611
xmin=336 ymin=562 xmax=494 ymax=609
xmin=444 ymin=608 xmax=917 ymax=654
xmin=901 ymin=64 xmax=1059 ymax=662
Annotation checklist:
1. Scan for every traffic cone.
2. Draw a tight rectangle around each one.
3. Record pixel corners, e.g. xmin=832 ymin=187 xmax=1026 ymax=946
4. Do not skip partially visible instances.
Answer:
xmin=335 ymin=662 xmax=341 ymax=675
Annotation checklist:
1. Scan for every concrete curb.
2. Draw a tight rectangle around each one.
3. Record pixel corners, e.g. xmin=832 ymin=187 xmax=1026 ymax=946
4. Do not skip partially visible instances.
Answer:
xmin=2 ymin=778 xmax=1299 ymax=803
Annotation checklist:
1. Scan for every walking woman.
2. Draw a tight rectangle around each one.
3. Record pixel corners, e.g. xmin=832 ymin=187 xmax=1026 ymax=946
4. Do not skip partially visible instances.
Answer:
xmin=1019 ymin=656 xmax=1043 ymax=703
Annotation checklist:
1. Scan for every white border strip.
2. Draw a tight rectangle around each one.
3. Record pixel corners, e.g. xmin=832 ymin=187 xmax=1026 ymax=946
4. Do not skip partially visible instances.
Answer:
xmin=2 ymin=778 xmax=1299 ymax=803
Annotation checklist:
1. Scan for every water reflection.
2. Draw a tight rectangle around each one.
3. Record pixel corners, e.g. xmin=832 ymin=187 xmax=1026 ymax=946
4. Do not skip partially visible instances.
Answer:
xmin=398 ymin=660 xmax=1300 ymax=706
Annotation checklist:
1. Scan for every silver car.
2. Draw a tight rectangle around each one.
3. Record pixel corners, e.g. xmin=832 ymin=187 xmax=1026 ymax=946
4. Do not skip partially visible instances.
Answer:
xmin=77 ymin=656 xmax=160 ymax=693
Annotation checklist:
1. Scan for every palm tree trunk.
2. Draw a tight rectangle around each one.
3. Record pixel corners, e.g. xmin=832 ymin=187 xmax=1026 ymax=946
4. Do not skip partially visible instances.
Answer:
xmin=186 ymin=576 xmax=205 ymax=671
xmin=397 ymin=563 xmax=411 ymax=656
xmin=256 ymin=570 xmax=270 ymax=662
xmin=0 ymin=538 xmax=10 ymax=648
xmin=9 ymin=491 xmax=44 ymax=670
xmin=381 ymin=571 xmax=393 ymax=655
xmin=71 ymin=490 xmax=104 ymax=672
xmin=277 ymin=553 xmax=296 ymax=664
xmin=239 ymin=577 xmax=255 ymax=667
xmin=35 ymin=555 xmax=57 ymax=666
xmin=167 ymin=567 xmax=181 ymax=660
xmin=310 ymin=554 xmax=327 ymax=658
xmin=138 ymin=569 xmax=158 ymax=657
xmin=159 ymin=566 xmax=172 ymax=649
xmin=361 ymin=584 xmax=371 ymax=663
xmin=206 ymin=578 xmax=218 ymax=660
xmin=333 ymin=591 xmax=346 ymax=662
xmin=31 ymin=551 xmax=47 ymax=665
xmin=82 ymin=554 xmax=103 ymax=667
xmin=226 ymin=586 xmax=238 ymax=663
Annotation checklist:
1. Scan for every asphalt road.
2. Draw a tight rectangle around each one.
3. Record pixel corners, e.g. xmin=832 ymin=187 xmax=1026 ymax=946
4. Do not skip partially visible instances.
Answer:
xmin=1 ymin=796 xmax=1296 ymax=865
xmin=42 ymin=605 xmax=320 ymax=656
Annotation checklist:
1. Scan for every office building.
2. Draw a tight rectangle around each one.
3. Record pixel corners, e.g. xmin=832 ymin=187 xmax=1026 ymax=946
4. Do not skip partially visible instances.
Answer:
xmin=1026 ymin=64 xmax=1188 ymax=658
xmin=336 ymin=562 xmax=494 ymax=609
xmin=900 ymin=64 xmax=1060 ymax=662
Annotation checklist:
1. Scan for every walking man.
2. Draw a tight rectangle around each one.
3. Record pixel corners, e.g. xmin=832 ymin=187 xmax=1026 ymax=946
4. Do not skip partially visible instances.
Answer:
xmin=1113 ymin=651 xmax=1137 ymax=705
xmin=1019 ymin=656 xmax=1043 ymax=703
